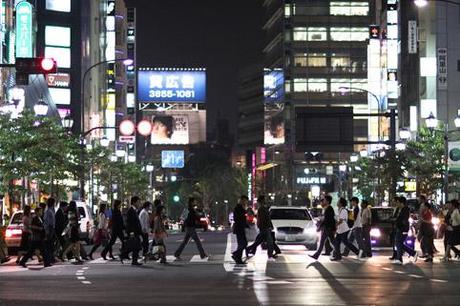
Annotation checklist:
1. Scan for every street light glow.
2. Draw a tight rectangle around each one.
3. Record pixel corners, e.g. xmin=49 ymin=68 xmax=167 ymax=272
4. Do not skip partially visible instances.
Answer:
xmin=399 ymin=128 xmax=411 ymax=140
xmin=455 ymin=115 xmax=460 ymax=129
xmin=33 ymin=99 xmax=49 ymax=116
xmin=350 ymin=155 xmax=359 ymax=163
xmin=425 ymin=112 xmax=438 ymax=129
xmin=414 ymin=0 xmax=429 ymax=7
xmin=100 ymin=136 xmax=110 ymax=147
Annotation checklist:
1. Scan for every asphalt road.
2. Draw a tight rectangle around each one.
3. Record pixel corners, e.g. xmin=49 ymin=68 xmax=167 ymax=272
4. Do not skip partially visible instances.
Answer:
xmin=1 ymin=231 xmax=460 ymax=306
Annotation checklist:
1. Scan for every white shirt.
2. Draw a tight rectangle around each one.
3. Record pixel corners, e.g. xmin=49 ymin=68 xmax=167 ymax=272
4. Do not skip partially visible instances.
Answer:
xmin=139 ymin=208 xmax=151 ymax=234
xmin=352 ymin=206 xmax=362 ymax=228
xmin=451 ymin=208 xmax=460 ymax=227
xmin=97 ymin=213 xmax=107 ymax=230
xmin=336 ymin=208 xmax=350 ymax=234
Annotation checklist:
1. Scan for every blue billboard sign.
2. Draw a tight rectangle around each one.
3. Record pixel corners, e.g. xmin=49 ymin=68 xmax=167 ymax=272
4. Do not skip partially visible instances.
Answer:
xmin=138 ymin=69 xmax=206 ymax=103
xmin=264 ymin=69 xmax=284 ymax=103
xmin=161 ymin=150 xmax=185 ymax=168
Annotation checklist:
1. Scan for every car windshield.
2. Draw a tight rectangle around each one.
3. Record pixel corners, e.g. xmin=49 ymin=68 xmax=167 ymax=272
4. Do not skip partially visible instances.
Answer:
xmin=11 ymin=213 xmax=23 ymax=224
xmin=270 ymin=209 xmax=311 ymax=220
xmin=371 ymin=208 xmax=394 ymax=223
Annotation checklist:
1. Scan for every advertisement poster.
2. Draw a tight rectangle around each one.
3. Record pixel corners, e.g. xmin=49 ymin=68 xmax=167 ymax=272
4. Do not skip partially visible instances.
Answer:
xmin=161 ymin=150 xmax=185 ymax=168
xmin=150 ymin=110 xmax=206 ymax=145
xmin=138 ymin=69 xmax=206 ymax=103
xmin=449 ymin=141 xmax=460 ymax=172
xmin=264 ymin=69 xmax=284 ymax=103
xmin=264 ymin=104 xmax=285 ymax=145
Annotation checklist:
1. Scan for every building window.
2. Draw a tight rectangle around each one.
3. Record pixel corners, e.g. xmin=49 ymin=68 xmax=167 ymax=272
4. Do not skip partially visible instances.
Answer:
xmin=46 ymin=0 xmax=71 ymax=12
xmin=307 ymin=79 xmax=328 ymax=92
xmin=293 ymin=27 xmax=327 ymax=41
xmin=330 ymin=27 xmax=368 ymax=41
xmin=331 ymin=53 xmax=351 ymax=71
xmin=285 ymin=4 xmax=291 ymax=17
xmin=49 ymin=88 xmax=71 ymax=105
xmin=330 ymin=2 xmax=369 ymax=16
xmin=293 ymin=78 xmax=307 ymax=92
xmin=45 ymin=46 xmax=71 ymax=68
xmin=45 ymin=26 xmax=71 ymax=47
xmin=294 ymin=53 xmax=327 ymax=67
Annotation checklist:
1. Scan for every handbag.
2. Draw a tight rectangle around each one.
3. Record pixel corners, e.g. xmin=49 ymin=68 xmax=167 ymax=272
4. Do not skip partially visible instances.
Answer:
xmin=94 ymin=229 xmax=108 ymax=245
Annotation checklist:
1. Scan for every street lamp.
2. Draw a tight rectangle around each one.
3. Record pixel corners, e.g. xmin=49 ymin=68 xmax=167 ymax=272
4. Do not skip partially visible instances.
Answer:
xmin=399 ymin=128 xmax=412 ymax=141
xmin=100 ymin=136 xmax=110 ymax=147
xmin=62 ymin=112 xmax=74 ymax=130
xmin=426 ymin=112 xmax=438 ymax=129
xmin=350 ymin=155 xmax=359 ymax=163
xmin=33 ymin=99 xmax=49 ymax=116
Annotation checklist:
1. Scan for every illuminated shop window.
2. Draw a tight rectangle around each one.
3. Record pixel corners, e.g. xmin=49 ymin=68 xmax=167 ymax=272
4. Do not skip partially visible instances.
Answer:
xmin=45 ymin=46 xmax=71 ymax=68
xmin=293 ymin=78 xmax=307 ymax=92
xmin=293 ymin=27 xmax=327 ymax=41
xmin=45 ymin=26 xmax=71 ymax=47
xmin=330 ymin=27 xmax=368 ymax=41
xmin=307 ymin=79 xmax=328 ymax=92
xmin=294 ymin=53 xmax=327 ymax=67
xmin=49 ymin=88 xmax=71 ymax=105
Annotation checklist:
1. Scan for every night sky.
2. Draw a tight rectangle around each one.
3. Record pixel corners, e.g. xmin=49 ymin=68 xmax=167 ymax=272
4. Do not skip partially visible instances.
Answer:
xmin=130 ymin=0 xmax=264 ymax=138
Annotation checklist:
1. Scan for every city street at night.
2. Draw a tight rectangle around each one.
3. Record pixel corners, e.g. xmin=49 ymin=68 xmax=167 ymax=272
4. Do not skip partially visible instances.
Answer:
xmin=2 ymin=231 xmax=460 ymax=306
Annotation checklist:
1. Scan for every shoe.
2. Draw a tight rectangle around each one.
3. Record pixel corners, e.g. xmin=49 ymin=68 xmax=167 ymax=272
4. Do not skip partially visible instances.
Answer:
xmin=109 ymin=255 xmax=116 ymax=260
xmin=101 ymin=254 xmax=107 ymax=261
xmin=330 ymin=257 xmax=341 ymax=261
xmin=341 ymin=253 xmax=349 ymax=257
xmin=44 ymin=264 xmax=52 ymax=268
xmin=357 ymin=250 xmax=364 ymax=260
xmin=231 ymin=254 xmax=240 ymax=264
xmin=388 ymin=257 xmax=395 ymax=260
xmin=267 ymin=257 xmax=276 ymax=262
xmin=160 ymin=259 xmax=167 ymax=264
xmin=88 ymin=254 xmax=93 ymax=260
xmin=309 ymin=255 xmax=318 ymax=261
xmin=322 ymin=253 xmax=331 ymax=256
xmin=412 ymin=252 xmax=419 ymax=263
xmin=271 ymin=254 xmax=278 ymax=259
xmin=72 ymin=260 xmax=83 ymax=265
xmin=19 ymin=262 xmax=27 ymax=268
xmin=200 ymin=254 xmax=209 ymax=260
xmin=419 ymin=254 xmax=428 ymax=259
xmin=424 ymin=257 xmax=433 ymax=263
xmin=174 ymin=255 xmax=181 ymax=261
xmin=392 ymin=259 xmax=403 ymax=265
xmin=131 ymin=262 xmax=143 ymax=266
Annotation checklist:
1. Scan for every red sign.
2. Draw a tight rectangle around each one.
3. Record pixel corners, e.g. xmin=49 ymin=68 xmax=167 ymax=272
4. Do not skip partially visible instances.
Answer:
xmin=46 ymin=73 xmax=71 ymax=87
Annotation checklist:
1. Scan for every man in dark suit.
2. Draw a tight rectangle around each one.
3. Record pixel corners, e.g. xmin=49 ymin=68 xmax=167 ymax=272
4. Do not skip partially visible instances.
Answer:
xmin=389 ymin=196 xmax=401 ymax=260
xmin=101 ymin=199 xmax=124 ymax=260
xmin=123 ymin=196 xmax=143 ymax=266
xmin=394 ymin=196 xmax=418 ymax=264
xmin=309 ymin=195 xmax=336 ymax=260
xmin=232 ymin=195 xmax=249 ymax=264
xmin=55 ymin=201 xmax=68 ymax=259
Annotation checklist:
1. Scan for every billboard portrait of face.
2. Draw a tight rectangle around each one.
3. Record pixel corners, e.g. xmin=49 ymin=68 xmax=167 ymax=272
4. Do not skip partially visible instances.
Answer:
xmin=264 ymin=105 xmax=285 ymax=145
xmin=151 ymin=114 xmax=189 ymax=144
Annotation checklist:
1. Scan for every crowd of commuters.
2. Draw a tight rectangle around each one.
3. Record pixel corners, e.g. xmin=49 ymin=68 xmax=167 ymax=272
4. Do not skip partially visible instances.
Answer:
xmin=15 ymin=195 xmax=178 ymax=268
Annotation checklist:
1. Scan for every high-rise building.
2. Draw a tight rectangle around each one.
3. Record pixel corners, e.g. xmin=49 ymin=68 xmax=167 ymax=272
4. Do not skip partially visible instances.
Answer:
xmin=262 ymin=0 xmax=380 ymax=200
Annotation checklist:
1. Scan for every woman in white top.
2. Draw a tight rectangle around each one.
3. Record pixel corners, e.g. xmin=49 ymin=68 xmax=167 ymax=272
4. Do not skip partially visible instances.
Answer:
xmin=88 ymin=203 xmax=108 ymax=260
xmin=332 ymin=198 xmax=362 ymax=261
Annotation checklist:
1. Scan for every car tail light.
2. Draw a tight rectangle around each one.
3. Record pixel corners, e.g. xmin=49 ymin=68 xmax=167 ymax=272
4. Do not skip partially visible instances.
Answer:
xmin=5 ymin=228 xmax=22 ymax=238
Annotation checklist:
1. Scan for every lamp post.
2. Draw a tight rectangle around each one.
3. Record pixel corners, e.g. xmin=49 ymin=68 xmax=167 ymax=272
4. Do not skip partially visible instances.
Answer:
xmin=80 ymin=58 xmax=133 ymax=136
xmin=425 ymin=112 xmax=460 ymax=203
xmin=339 ymin=86 xmax=383 ymax=142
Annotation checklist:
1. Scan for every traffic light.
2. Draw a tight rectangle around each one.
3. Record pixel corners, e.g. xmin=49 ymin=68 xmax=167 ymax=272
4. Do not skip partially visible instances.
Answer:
xmin=15 ymin=57 xmax=58 ymax=85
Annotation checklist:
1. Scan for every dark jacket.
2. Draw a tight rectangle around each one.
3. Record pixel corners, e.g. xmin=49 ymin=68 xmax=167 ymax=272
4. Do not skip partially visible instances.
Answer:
xmin=111 ymin=208 xmax=125 ymax=234
xmin=184 ymin=208 xmax=199 ymax=228
xmin=395 ymin=206 xmax=410 ymax=232
xmin=321 ymin=205 xmax=336 ymax=231
xmin=31 ymin=215 xmax=45 ymax=242
xmin=233 ymin=204 xmax=248 ymax=234
xmin=256 ymin=205 xmax=273 ymax=230
xmin=55 ymin=208 xmax=67 ymax=235
xmin=126 ymin=207 xmax=142 ymax=236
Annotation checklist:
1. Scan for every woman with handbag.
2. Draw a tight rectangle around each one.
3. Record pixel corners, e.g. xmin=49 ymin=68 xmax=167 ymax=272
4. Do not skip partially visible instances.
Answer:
xmin=88 ymin=203 xmax=109 ymax=260
xmin=153 ymin=205 xmax=168 ymax=264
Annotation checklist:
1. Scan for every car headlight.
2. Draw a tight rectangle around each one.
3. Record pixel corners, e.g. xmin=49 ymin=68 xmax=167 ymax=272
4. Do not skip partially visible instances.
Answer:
xmin=370 ymin=228 xmax=381 ymax=238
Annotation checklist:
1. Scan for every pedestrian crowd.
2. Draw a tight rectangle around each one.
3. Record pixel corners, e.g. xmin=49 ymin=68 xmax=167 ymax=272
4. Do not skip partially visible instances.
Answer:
xmin=229 ymin=193 xmax=460 ymax=265
xmin=13 ymin=195 xmax=209 ymax=268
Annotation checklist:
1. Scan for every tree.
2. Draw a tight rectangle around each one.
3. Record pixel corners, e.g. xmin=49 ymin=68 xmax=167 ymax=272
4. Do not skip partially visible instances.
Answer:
xmin=405 ymin=126 xmax=446 ymax=199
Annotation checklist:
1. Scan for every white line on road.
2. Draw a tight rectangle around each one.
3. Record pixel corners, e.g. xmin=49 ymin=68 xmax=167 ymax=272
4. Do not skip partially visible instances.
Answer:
xmin=394 ymin=271 xmax=405 ymax=274
xmin=382 ymin=267 xmax=393 ymax=271
xmin=82 ymin=267 xmax=89 ymax=270
xmin=190 ymin=255 xmax=209 ymax=262
xmin=431 ymin=279 xmax=448 ymax=283
xmin=408 ymin=274 xmax=424 ymax=279
xmin=81 ymin=281 xmax=92 ymax=285
xmin=77 ymin=276 xmax=86 ymax=280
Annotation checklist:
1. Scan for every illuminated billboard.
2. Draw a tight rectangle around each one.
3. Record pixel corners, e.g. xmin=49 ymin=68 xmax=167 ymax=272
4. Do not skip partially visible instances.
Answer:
xmin=150 ymin=110 xmax=206 ymax=145
xmin=138 ymin=68 xmax=206 ymax=103
xmin=161 ymin=150 xmax=185 ymax=168
xmin=264 ymin=69 xmax=284 ymax=103
xmin=264 ymin=104 xmax=285 ymax=145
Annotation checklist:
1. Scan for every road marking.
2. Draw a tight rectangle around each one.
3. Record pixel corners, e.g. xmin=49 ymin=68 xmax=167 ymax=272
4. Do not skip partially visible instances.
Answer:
xmin=81 ymin=281 xmax=92 ymax=285
xmin=75 ymin=273 xmax=84 ymax=276
xmin=77 ymin=276 xmax=86 ymax=280
xmin=76 ymin=270 xmax=85 ymax=273
xmin=382 ymin=267 xmax=392 ymax=271
xmin=431 ymin=279 xmax=448 ymax=283
xmin=190 ymin=255 xmax=209 ymax=262
xmin=394 ymin=271 xmax=405 ymax=274
xmin=82 ymin=267 xmax=89 ymax=270
xmin=224 ymin=233 xmax=234 ymax=272
xmin=408 ymin=274 xmax=424 ymax=279
xmin=165 ymin=255 xmax=177 ymax=262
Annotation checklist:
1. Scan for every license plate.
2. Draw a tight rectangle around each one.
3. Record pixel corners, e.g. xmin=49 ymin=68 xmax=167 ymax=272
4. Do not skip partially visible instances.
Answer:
xmin=285 ymin=235 xmax=296 ymax=242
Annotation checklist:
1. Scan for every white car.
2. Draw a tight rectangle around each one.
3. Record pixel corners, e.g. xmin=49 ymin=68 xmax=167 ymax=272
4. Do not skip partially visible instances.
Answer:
xmin=270 ymin=206 xmax=318 ymax=250
xmin=76 ymin=202 xmax=95 ymax=244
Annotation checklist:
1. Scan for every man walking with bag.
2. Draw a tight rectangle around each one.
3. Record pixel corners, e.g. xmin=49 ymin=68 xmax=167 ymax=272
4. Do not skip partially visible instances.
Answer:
xmin=309 ymin=195 xmax=336 ymax=260
xmin=232 ymin=195 xmax=249 ymax=264
xmin=122 ymin=196 xmax=143 ymax=266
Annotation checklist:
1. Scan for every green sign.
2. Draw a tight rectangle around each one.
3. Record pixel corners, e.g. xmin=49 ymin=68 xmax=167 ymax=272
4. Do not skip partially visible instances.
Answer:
xmin=448 ymin=141 xmax=460 ymax=172
xmin=15 ymin=1 xmax=33 ymax=58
